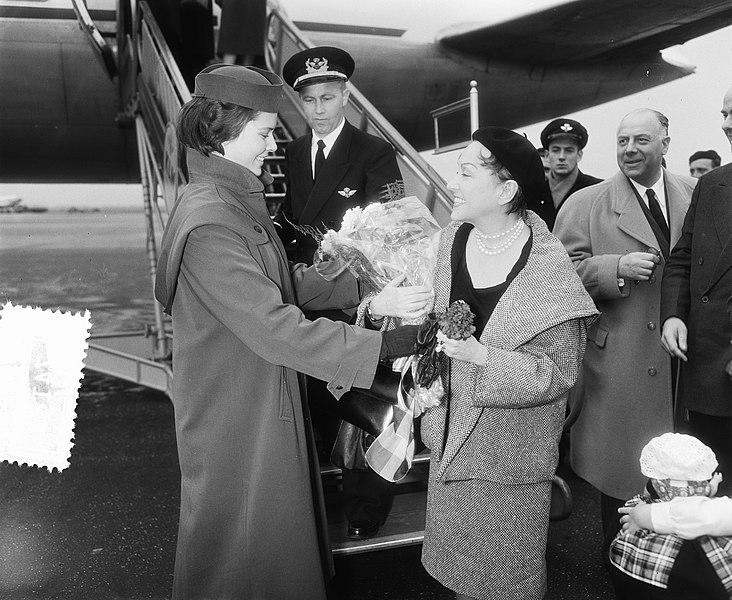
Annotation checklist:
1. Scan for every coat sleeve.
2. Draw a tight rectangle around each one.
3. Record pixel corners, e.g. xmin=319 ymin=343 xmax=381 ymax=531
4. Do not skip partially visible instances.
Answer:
xmin=289 ymin=261 xmax=361 ymax=312
xmin=661 ymin=179 xmax=698 ymax=325
xmin=554 ymin=190 xmax=628 ymax=302
xmin=363 ymin=141 xmax=402 ymax=202
xmin=472 ymin=317 xmax=589 ymax=409
xmin=179 ymin=224 xmax=381 ymax=395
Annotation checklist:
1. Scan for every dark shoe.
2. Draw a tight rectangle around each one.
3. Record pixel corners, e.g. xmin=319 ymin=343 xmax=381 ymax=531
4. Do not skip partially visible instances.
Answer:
xmin=347 ymin=519 xmax=379 ymax=540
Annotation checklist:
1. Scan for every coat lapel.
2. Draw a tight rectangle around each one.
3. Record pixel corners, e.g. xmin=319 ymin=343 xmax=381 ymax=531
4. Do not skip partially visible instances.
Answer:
xmin=613 ymin=173 xmax=659 ymax=250
xmin=289 ymin=135 xmax=314 ymax=220
xmin=299 ymin=123 xmax=353 ymax=226
xmin=705 ymin=179 xmax=732 ymax=292
xmin=665 ymin=171 xmax=693 ymax=250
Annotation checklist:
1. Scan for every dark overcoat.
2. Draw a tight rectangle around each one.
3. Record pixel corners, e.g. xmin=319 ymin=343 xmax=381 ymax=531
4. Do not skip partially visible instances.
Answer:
xmin=661 ymin=163 xmax=732 ymax=416
xmin=283 ymin=120 xmax=402 ymax=263
xmin=155 ymin=150 xmax=382 ymax=600
xmin=555 ymin=170 xmax=695 ymax=498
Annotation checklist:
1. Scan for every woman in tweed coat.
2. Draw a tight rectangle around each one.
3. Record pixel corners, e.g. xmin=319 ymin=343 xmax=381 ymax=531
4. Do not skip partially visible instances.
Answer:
xmin=420 ymin=127 xmax=598 ymax=600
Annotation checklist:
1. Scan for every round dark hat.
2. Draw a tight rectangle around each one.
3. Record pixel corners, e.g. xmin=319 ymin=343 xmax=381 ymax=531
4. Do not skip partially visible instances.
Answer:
xmin=472 ymin=127 xmax=548 ymax=205
xmin=282 ymin=46 xmax=355 ymax=91
xmin=193 ymin=64 xmax=284 ymax=112
xmin=540 ymin=118 xmax=589 ymax=149
xmin=689 ymin=149 xmax=721 ymax=164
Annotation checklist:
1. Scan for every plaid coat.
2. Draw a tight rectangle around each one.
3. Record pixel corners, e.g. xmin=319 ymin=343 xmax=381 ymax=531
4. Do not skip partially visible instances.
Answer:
xmin=423 ymin=212 xmax=598 ymax=484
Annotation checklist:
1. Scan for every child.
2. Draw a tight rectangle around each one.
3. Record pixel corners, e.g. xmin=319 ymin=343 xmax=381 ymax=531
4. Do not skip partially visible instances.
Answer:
xmin=609 ymin=432 xmax=732 ymax=599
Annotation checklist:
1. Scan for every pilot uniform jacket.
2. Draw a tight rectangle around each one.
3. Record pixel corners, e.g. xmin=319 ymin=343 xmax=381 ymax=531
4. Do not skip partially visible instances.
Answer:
xmin=284 ymin=120 xmax=402 ymax=263
xmin=155 ymin=149 xmax=382 ymax=600
xmin=421 ymin=213 xmax=598 ymax=600
xmin=554 ymin=170 xmax=695 ymax=499
xmin=661 ymin=163 xmax=732 ymax=416
xmin=556 ymin=169 xmax=603 ymax=213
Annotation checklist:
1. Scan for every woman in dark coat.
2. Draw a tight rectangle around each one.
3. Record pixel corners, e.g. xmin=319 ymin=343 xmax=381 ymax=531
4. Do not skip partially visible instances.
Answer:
xmin=420 ymin=128 xmax=598 ymax=600
xmin=154 ymin=64 xmax=426 ymax=600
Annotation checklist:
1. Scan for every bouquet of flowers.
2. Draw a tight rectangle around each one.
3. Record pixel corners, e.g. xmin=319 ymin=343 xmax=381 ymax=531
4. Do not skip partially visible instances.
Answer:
xmin=313 ymin=196 xmax=441 ymax=295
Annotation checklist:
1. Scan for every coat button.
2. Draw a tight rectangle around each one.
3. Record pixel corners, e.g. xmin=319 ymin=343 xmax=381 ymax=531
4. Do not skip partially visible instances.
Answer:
xmin=254 ymin=225 xmax=263 ymax=233
xmin=702 ymin=296 xmax=709 ymax=303
xmin=648 ymin=367 xmax=657 ymax=376
xmin=698 ymin=257 xmax=704 ymax=265
xmin=647 ymin=322 xmax=656 ymax=331
xmin=649 ymin=274 xmax=656 ymax=284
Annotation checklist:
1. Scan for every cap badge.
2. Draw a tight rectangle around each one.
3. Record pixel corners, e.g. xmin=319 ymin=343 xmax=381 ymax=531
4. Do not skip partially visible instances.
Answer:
xmin=560 ymin=123 xmax=573 ymax=132
xmin=338 ymin=187 xmax=356 ymax=198
xmin=305 ymin=57 xmax=329 ymax=74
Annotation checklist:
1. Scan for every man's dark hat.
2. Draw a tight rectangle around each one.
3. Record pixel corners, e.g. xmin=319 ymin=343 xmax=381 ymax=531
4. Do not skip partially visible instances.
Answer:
xmin=689 ymin=149 xmax=721 ymax=164
xmin=193 ymin=64 xmax=284 ymax=112
xmin=282 ymin=46 xmax=355 ymax=91
xmin=540 ymin=118 xmax=589 ymax=149
xmin=472 ymin=127 xmax=547 ymax=204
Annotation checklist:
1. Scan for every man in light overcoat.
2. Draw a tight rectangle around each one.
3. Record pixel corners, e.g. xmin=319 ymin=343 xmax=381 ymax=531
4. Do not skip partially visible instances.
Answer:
xmin=554 ymin=108 xmax=696 ymax=558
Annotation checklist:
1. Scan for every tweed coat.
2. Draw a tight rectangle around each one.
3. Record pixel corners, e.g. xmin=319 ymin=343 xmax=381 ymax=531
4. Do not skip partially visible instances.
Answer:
xmin=554 ymin=169 xmax=695 ymax=499
xmin=420 ymin=213 xmax=597 ymax=598
xmin=283 ymin=120 xmax=402 ymax=263
xmin=422 ymin=213 xmax=598 ymax=484
xmin=661 ymin=163 xmax=732 ymax=416
xmin=155 ymin=150 xmax=382 ymax=600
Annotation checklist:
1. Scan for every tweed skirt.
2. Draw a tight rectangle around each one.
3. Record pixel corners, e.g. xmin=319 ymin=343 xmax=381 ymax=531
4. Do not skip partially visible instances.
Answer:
xmin=422 ymin=471 xmax=551 ymax=600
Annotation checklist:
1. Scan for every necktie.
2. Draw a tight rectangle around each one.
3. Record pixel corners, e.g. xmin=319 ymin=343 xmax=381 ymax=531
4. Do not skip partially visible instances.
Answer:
xmin=314 ymin=139 xmax=326 ymax=181
xmin=646 ymin=189 xmax=670 ymax=243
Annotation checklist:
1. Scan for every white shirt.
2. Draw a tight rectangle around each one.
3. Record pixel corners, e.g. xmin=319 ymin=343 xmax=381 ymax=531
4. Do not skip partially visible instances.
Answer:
xmin=628 ymin=173 xmax=668 ymax=223
xmin=310 ymin=118 xmax=346 ymax=175
xmin=651 ymin=496 xmax=732 ymax=539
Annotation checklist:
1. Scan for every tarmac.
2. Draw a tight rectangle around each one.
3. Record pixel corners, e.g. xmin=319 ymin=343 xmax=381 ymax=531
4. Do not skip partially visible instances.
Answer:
xmin=0 ymin=370 xmax=616 ymax=600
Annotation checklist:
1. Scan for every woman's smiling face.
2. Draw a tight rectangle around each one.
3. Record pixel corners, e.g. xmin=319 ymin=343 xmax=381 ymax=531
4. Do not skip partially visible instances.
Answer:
xmin=447 ymin=141 xmax=506 ymax=223
xmin=220 ymin=111 xmax=278 ymax=175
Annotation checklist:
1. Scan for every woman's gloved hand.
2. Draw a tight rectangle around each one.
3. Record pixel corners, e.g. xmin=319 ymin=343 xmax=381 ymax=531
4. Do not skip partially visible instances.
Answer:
xmin=379 ymin=325 xmax=419 ymax=360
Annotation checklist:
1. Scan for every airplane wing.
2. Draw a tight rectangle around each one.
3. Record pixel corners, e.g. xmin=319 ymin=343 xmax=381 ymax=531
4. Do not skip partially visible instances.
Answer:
xmin=438 ymin=0 xmax=732 ymax=64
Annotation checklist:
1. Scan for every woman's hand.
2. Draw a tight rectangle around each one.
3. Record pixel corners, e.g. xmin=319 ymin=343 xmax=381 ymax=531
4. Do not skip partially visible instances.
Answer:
xmin=369 ymin=274 xmax=433 ymax=321
xmin=618 ymin=503 xmax=652 ymax=533
xmin=435 ymin=330 xmax=487 ymax=366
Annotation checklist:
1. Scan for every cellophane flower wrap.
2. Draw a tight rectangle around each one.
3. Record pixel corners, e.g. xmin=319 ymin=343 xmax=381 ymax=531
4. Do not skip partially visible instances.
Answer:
xmin=314 ymin=196 xmax=443 ymax=415
xmin=313 ymin=196 xmax=440 ymax=296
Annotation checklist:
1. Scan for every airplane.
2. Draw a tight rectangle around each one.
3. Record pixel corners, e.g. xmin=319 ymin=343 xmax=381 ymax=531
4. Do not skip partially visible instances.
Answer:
xmin=1 ymin=0 xmax=732 ymax=185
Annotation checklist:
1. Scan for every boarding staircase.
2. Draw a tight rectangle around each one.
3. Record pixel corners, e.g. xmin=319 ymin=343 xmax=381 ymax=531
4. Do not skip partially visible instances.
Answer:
xmin=73 ymin=0 xmax=459 ymax=555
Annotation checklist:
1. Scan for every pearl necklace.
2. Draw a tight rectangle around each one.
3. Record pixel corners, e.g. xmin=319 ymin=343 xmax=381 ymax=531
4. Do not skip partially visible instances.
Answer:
xmin=474 ymin=220 xmax=525 ymax=255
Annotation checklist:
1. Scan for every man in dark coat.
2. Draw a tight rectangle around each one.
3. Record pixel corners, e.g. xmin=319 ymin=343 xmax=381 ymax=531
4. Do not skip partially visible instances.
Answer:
xmin=540 ymin=118 xmax=602 ymax=229
xmin=281 ymin=46 xmax=403 ymax=265
xmin=281 ymin=46 xmax=403 ymax=540
xmin=661 ymin=85 xmax=732 ymax=496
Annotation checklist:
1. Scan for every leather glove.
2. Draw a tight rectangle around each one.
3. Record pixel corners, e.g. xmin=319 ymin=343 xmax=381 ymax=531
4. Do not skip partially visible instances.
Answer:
xmin=379 ymin=325 xmax=419 ymax=361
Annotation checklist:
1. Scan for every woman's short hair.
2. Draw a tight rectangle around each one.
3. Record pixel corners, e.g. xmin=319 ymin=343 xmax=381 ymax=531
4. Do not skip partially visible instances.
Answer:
xmin=177 ymin=97 xmax=259 ymax=156
xmin=475 ymin=145 xmax=528 ymax=218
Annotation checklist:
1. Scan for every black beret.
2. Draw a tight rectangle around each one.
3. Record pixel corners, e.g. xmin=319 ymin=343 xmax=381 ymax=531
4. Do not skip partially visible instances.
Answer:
xmin=689 ymin=149 xmax=721 ymax=164
xmin=282 ymin=46 xmax=355 ymax=91
xmin=540 ymin=118 xmax=589 ymax=149
xmin=193 ymin=64 xmax=284 ymax=112
xmin=472 ymin=127 xmax=547 ymax=205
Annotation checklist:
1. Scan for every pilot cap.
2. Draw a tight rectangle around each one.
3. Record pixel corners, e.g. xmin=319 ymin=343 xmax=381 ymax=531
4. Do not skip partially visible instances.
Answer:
xmin=283 ymin=46 xmax=355 ymax=91
xmin=472 ymin=127 xmax=547 ymax=204
xmin=193 ymin=64 xmax=284 ymax=112
xmin=540 ymin=118 xmax=589 ymax=150
xmin=640 ymin=433 xmax=718 ymax=483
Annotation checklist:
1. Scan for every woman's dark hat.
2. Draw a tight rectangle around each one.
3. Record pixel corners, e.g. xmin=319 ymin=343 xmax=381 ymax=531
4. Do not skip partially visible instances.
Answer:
xmin=472 ymin=127 xmax=547 ymax=203
xmin=193 ymin=64 xmax=284 ymax=112
xmin=282 ymin=46 xmax=355 ymax=91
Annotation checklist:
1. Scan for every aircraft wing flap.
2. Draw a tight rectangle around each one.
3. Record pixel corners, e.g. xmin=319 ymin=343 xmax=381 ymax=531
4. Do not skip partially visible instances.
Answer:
xmin=438 ymin=0 xmax=732 ymax=64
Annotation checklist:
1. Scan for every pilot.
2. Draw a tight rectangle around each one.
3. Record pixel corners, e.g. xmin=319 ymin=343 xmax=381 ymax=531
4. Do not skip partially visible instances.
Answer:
xmin=540 ymin=117 xmax=602 ymax=224
xmin=688 ymin=149 xmax=721 ymax=178
xmin=281 ymin=46 xmax=403 ymax=541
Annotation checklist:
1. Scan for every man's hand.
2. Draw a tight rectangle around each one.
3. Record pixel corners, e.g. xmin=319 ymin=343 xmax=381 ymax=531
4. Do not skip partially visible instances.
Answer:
xmin=661 ymin=317 xmax=688 ymax=361
xmin=618 ymin=251 xmax=661 ymax=282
